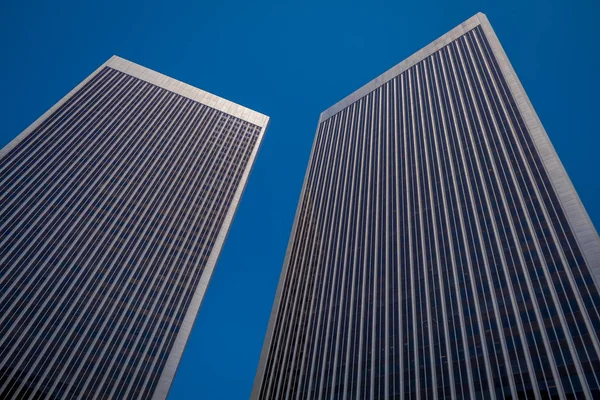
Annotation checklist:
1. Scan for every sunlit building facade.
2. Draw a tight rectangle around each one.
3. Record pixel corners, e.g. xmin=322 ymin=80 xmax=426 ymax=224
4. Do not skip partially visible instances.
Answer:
xmin=253 ymin=13 xmax=600 ymax=399
xmin=0 ymin=56 xmax=268 ymax=399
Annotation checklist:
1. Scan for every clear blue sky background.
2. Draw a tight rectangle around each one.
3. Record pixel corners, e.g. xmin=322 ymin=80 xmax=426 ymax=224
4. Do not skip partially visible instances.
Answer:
xmin=1 ymin=0 xmax=599 ymax=398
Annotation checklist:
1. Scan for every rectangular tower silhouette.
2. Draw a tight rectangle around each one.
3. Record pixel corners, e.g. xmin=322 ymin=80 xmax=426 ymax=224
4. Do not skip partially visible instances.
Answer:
xmin=0 ymin=56 xmax=268 ymax=399
xmin=253 ymin=13 xmax=600 ymax=399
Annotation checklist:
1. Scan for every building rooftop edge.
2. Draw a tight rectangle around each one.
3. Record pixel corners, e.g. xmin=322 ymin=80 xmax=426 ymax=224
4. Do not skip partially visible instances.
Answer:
xmin=319 ymin=12 xmax=487 ymax=123
xmin=105 ymin=56 xmax=269 ymax=127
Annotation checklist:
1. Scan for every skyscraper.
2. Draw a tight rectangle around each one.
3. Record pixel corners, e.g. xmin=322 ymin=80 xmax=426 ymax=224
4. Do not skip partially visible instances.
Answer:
xmin=253 ymin=13 xmax=600 ymax=399
xmin=0 ymin=56 xmax=268 ymax=399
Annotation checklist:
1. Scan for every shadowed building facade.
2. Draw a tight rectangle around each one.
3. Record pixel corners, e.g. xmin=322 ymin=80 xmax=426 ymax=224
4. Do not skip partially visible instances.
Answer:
xmin=253 ymin=13 xmax=600 ymax=399
xmin=0 ymin=56 xmax=268 ymax=399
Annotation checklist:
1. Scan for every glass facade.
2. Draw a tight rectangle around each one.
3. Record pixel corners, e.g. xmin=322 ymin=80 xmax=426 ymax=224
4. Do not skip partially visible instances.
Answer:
xmin=253 ymin=15 xmax=600 ymax=400
xmin=0 ymin=59 xmax=267 ymax=399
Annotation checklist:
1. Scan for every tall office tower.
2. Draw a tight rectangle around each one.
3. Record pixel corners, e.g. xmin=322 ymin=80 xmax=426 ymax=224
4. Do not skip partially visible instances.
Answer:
xmin=253 ymin=13 xmax=600 ymax=399
xmin=0 ymin=56 xmax=268 ymax=399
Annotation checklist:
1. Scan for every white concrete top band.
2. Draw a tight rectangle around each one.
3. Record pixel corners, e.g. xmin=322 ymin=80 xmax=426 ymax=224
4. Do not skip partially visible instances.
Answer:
xmin=319 ymin=13 xmax=485 ymax=123
xmin=106 ymin=56 xmax=269 ymax=127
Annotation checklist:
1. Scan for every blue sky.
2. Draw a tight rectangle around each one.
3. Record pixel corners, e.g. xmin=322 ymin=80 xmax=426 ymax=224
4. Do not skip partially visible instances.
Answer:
xmin=1 ymin=0 xmax=599 ymax=398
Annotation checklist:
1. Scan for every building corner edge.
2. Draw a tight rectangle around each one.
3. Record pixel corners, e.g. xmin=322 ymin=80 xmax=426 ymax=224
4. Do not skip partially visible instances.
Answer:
xmin=477 ymin=13 xmax=600 ymax=292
